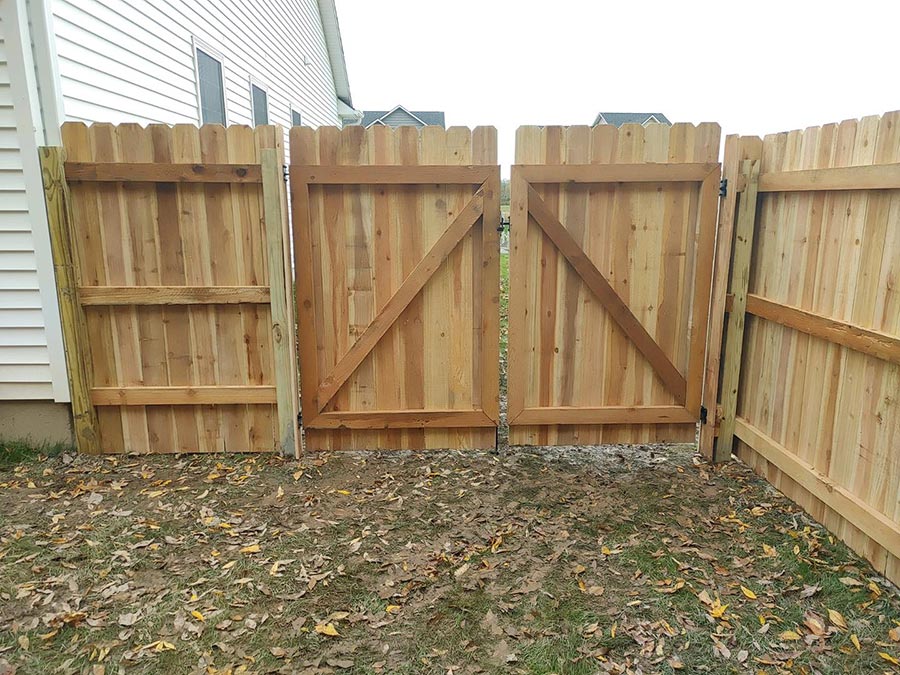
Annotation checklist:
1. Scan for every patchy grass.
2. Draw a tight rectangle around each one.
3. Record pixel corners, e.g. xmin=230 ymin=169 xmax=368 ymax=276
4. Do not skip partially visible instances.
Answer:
xmin=0 ymin=447 xmax=898 ymax=674
xmin=0 ymin=438 xmax=70 ymax=469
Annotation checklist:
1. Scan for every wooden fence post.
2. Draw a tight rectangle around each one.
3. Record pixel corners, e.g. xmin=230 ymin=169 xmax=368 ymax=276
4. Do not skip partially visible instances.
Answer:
xmin=715 ymin=155 xmax=761 ymax=461
xmin=39 ymin=146 xmax=101 ymax=454
xmin=261 ymin=147 xmax=300 ymax=457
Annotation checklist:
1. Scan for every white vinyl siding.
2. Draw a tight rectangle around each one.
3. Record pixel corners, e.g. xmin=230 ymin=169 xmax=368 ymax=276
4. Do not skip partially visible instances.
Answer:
xmin=0 ymin=0 xmax=68 ymax=401
xmin=50 ymin=0 xmax=341 ymax=133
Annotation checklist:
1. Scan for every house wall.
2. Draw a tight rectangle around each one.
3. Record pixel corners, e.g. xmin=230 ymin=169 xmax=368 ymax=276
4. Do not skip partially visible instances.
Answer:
xmin=0 ymin=0 xmax=69 ymax=407
xmin=1 ymin=0 xmax=345 ymax=432
xmin=50 ymin=0 xmax=342 ymax=132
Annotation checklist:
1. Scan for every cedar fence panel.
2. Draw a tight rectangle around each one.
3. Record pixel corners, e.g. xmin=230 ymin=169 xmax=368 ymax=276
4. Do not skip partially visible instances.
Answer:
xmin=45 ymin=122 xmax=298 ymax=455
xmin=508 ymin=123 xmax=721 ymax=445
xmin=290 ymin=125 xmax=500 ymax=451
xmin=709 ymin=111 xmax=900 ymax=586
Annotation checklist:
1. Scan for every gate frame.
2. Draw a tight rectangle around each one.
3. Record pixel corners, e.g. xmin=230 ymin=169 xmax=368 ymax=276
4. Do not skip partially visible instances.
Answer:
xmin=508 ymin=156 xmax=721 ymax=431
xmin=291 ymin=158 xmax=501 ymax=435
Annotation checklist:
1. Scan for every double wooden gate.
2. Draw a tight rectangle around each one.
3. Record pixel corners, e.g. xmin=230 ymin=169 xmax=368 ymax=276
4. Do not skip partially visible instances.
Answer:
xmin=292 ymin=123 xmax=721 ymax=450
xmin=50 ymin=121 xmax=721 ymax=454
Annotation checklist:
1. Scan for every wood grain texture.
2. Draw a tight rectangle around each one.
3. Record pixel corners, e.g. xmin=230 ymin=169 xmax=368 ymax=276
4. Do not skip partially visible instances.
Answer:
xmin=293 ymin=165 xmax=494 ymax=184
xmin=290 ymin=125 xmax=499 ymax=450
xmin=78 ymin=286 xmax=270 ymax=305
xmin=758 ymin=162 xmax=900 ymax=192
xmin=730 ymin=111 xmax=900 ymax=586
xmin=698 ymin=136 xmax=763 ymax=458
xmin=508 ymin=124 xmax=721 ymax=445
xmin=716 ymin=158 xmax=761 ymax=460
xmin=59 ymin=122 xmax=288 ymax=453
xmin=39 ymin=147 xmax=101 ymax=454
xmin=64 ymin=161 xmax=262 ymax=183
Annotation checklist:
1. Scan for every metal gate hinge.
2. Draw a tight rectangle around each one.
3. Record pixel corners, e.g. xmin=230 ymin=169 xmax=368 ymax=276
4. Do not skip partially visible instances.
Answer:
xmin=719 ymin=178 xmax=728 ymax=198
xmin=700 ymin=405 xmax=708 ymax=424
xmin=283 ymin=165 xmax=289 ymax=183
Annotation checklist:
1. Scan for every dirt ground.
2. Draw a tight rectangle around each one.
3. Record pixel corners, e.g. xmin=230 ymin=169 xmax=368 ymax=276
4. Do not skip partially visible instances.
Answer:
xmin=1 ymin=443 xmax=899 ymax=674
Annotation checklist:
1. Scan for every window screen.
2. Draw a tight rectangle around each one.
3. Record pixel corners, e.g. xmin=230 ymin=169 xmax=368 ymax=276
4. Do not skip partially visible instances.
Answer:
xmin=291 ymin=109 xmax=302 ymax=126
xmin=196 ymin=49 xmax=226 ymax=125
xmin=251 ymin=84 xmax=268 ymax=125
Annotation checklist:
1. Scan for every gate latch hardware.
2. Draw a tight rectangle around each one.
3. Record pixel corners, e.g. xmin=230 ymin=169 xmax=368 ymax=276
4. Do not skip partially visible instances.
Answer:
xmin=283 ymin=165 xmax=289 ymax=183
xmin=699 ymin=405 xmax=708 ymax=424
xmin=719 ymin=178 xmax=728 ymax=198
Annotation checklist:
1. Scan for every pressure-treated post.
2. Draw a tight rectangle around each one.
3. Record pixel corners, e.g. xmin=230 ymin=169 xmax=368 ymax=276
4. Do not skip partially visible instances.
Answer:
xmin=715 ymin=155 xmax=762 ymax=461
xmin=39 ymin=146 xmax=101 ymax=454
xmin=261 ymin=147 xmax=301 ymax=457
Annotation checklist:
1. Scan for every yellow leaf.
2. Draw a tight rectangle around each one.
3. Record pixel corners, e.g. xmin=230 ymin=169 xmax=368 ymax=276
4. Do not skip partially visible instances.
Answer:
xmin=851 ymin=634 xmax=861 ymax=651
xmin=890 ymin=627 xmax=900 ymax=642
xmin=779 ymin=630 xmax=801 ymax=641
xmin=270 ymin=561 xmax=281 ymax=576
xmin=240 ymin=544 xmax=260 ymax=554
xmin=491 ymin=536 xmax=503 ymax=553
xmin=741 ymin=586 xmax=757 ymax=600
xmin=315 ymin=622 xmax=339 ymax=637
xmin=336 ymin=489 xmax=351 ymax=495
xmin=191 ymin=610 xmax=205 ymax=622
xmin=601 ymin=546 xmax=612 ymax=556
xmin=292 ymin=470 xmax=303 ymax=481
xmin=709 ymin=598 xmax=728 ymax=619
xmin=828 ymin=608 xmax=847 ymax=630
xmin=762 ymin=544 xmax=777 ymax=557
xmin=793 ymin=544 xmax=800 ymax=555
xmin=385 ymin=605 xmax=401 ymax=614
xmin=610 ymin=622 xmax=617 ymax=639
xmin=879 ymin=652 xmax=900 ymax=666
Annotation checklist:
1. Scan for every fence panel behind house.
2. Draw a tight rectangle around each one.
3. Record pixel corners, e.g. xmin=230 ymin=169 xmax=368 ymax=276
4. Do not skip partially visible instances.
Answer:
xmin=508 ymin=124 xmax=721 ymax=445
xmin=290 ymin=125 xmax=500 ymax=451
xmin=51 ymin=122 xmax=298 ymax=454
xmin=711 ymin=112 xmax=900 ymax=586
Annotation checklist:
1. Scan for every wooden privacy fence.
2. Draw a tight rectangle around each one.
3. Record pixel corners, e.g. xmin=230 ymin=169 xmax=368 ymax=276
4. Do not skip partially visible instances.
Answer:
xmin=508 ymin=123 xmax=721 ymax=445
xmin=701 ymin=112 xmax=900 ymax=586
xmin=290 ymin=125 xmax=500 ymax=451
xmin=44 ymin=122 xmax=298 ymax=455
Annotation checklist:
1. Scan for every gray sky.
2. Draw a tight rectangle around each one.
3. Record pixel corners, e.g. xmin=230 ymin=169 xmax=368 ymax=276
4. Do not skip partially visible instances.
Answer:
xmin=336 ymin=0 xmax=899 ymax=169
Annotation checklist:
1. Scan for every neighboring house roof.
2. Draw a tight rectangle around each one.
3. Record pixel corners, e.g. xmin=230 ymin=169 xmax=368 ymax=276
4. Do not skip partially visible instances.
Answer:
xmin=593 ymin=112 xmax=671 ymax=127
xmin=360 ymin=106 xmax=446 ymax=128
xmin=317 ymin=0 xmax=353 ymax=108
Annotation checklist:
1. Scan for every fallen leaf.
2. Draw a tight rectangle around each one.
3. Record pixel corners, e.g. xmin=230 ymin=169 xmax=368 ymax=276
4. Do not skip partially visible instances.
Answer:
xmin=191 ymin=610 xmax=205 ymax=622
xmin=851 ymin=634 xmax=861 ymax=651
xmin=240 ymin=544 xmax=260 ymax=554
xmin=385 ymin=605 xmax=401 ymax=614
xmin=315 ymin=622 xmax=339 ymax=637
xmin=839 ymin=577 xmax=864 ymax=587
xmin=779 ymin=630 xmax=801 ymax=641
xmin=879 ymin=652 xmax=900 ymax=666
xmin=804 ymin=612 xmax=826 ymax=636
xmin=890 ymin=627 xmax=900 ymax=642
xmin=117 ymin=612 xmax=140 ymax=627
xmin=827 ymin=608 xmax=847 ymax=630
xmin=741 ymin=586 xmax=757 ymax=600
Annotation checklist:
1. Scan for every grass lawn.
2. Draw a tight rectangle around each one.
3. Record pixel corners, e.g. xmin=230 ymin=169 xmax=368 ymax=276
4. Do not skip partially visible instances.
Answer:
xmin=1 ymin=440 xmax=899 ymax=674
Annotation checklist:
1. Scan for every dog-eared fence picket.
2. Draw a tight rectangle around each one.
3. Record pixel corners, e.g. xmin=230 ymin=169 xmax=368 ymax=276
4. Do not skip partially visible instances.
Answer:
xmin=42 ymin=113 xmax=900 ymax=586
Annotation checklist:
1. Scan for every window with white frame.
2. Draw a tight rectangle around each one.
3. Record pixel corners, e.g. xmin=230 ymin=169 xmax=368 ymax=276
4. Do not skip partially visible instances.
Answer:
xmin=291 ymin=107 xmax=302 ymax=127
xmin=195 ymin=45 xmax=226 ymax=125
xmin=250 ymin=81 xmax=269 ymax=125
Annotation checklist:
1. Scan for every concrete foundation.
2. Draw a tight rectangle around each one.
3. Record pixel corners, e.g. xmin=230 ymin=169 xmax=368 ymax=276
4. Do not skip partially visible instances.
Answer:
xmin=0 ymin=401 xmax=73 ymax=446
